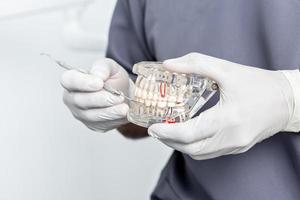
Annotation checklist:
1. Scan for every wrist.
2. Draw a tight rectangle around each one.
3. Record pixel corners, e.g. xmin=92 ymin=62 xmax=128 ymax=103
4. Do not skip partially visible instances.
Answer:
xmin=281 ymin=69 xmax=300 ymax=132
xmin=117 ymin=123 xmax=149 ymax=139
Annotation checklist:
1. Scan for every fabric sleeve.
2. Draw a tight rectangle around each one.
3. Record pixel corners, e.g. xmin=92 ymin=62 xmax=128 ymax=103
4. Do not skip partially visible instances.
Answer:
xmin=106 ymin=0 xmax=155 ymax=80
xmin=282 ymin=69 xmax=300 ymax=132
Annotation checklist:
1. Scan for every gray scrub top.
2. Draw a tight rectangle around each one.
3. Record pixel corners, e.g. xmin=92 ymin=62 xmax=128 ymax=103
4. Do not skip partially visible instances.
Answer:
xmin=106 ymin=0 xmax=300 ymax=199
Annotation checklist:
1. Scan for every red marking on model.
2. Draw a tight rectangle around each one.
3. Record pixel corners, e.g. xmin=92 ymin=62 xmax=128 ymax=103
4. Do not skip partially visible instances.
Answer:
xmin=164 ymin=117 xmax=176 ymax=124
xmin=160 ymin=82 xmax=166 ymax=97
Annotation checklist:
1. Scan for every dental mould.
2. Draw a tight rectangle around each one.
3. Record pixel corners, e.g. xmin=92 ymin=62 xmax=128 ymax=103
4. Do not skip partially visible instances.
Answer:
xmin=127 ymin=62 xmax=218 ymax=128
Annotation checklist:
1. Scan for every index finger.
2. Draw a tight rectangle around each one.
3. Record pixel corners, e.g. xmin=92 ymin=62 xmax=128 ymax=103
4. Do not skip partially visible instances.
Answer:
xmin=60 ymin=69 xmax=104 ymax=92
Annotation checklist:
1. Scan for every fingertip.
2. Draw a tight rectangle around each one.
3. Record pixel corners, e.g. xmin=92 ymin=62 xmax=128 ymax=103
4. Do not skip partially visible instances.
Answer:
xmin=105 ymin=92 xmax=125 ymax=106
xmin=147 ymin=129 xmax=159 ymax=138
xmin=111 ymin=103 xmax=129 ymax=117
xmin=60 ymin=69 xmax=79 ymax=89
xmin=162 ymin=58 xmax=189 ymax=74
xmin=91 ymin=58 xmax=120 ymax=80
xmin=163 ymin=58 xmax=177 ymax=68
xmin=147 ymin=127 xmax=159 ymax=138
xmin=148 ymin=123 xmax=171 ymax=139
xmin=163 ymin=58 xmax=176 ymax=66
xmin=163 ymin=53 xmax=227 ymax=84
xmin=60 ymin=70 xmax=104 ymax=92
xmin=119 ymin=103 xmax=129 ymax=114
xmin=163 ymin=53 xmax=193 ymax=65
xmin=88 ymin=76 xmax=104 ymax=91
xmin=148 ymin=124 xmax=158 ymax=136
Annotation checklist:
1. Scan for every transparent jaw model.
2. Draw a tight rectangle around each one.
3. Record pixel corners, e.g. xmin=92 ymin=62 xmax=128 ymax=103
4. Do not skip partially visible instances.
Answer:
xmin=127 ymin=62 xmax=218 ymax=128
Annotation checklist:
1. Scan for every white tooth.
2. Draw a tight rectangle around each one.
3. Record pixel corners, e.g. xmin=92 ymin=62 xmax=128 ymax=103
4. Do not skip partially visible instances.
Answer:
xmin=145 ymin=99 xmax=151 ymax=106
xmin=134 ymin=104 xmax=139 ymax=113
xmin=139 ymin=78 xmax=147 ymax=89
xmin=139 ymin=106 xmax=145 ymax=115
xmin=167 ymin=96 xmax=176 ymax=107
xmin=151 ymin=83 xmax=159 ymax=107
xmin=147 ymin=79 xmax=155 ymax=107
xmin=134 ymin=89 xmax=138 ymax=96
xmin=177 ymin=95 xmax=184 ymax=103
xmin=157 ymin=102 xmax=165 ymax=108
xmin=157 ymin=97 xmax=167 ymax=108
xmin=142 ymin=90 xmax=148 ymax=99
xmin=176 ymin=85 xmax=186 ymax=103
xmin=142 ymin=79 xmax=149 ymax=99
xmin=137 ymin=89 xmax=144 ymax=103
xmin=135 ymin=76 xmax=142 ymax=85
xmin=152 ymin=94 xmax=159 ymax=106
xmin=139 ymin=77 xmax=149 ymax=107
xmin=148 ymin=91 xmax=154 ymax=102
xmin=145 ymin=106 xmax=150 ymax=115
xmin=138 ymin=98 xmax=144 ymax=103
xmin=151 ymin=100 xmax=157 ymax=107
xmin=167 ymin=86 xmax=176 ymax=107
xmin=134 ymin=87 xmax=139 ymax=97
xmin=147 ymin=78 xmax=155 ymax=99
xmin=136 ymin=87 xmax=142 ymax=98
xmin=134 ymin=76 xmax=142 ymax=99
xmin=151 ymin=100 xmax=157 ymax=106
xmin=136 ymin=78 xmax=146 ymax=100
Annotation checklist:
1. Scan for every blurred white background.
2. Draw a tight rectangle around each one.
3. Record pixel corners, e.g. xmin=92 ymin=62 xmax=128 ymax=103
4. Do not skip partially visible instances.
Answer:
xmin=0 ymin=0 xmax=171 ymax=199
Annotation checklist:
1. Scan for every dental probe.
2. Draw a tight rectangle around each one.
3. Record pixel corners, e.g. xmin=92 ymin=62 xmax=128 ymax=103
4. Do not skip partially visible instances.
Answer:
xmin=40 ymin=53 xmax=135 ymax=102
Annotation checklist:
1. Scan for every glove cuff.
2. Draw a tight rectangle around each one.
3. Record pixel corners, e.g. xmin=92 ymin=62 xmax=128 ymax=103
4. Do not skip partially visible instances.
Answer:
xmin=281 ymin=69 xmax=300 ymax=132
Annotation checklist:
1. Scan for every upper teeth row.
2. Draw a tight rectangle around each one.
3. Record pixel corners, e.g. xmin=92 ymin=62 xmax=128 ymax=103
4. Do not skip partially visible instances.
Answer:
xmin=133 ymin=75 xmax=189 ymax=108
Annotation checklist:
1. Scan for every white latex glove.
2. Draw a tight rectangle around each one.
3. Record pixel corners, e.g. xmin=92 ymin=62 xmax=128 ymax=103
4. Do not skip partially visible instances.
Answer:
xmin=60 ymin=58 xmax=132 ymax=132
xmin=148 ymin=53 xmax=295 ymax=160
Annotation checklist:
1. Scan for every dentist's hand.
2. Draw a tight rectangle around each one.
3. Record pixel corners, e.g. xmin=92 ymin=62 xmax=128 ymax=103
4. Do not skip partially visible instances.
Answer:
xmin=148 ymin=53 xmax=294 ymax=160
xmin=61 ymin=58 xmax=132 ymax=132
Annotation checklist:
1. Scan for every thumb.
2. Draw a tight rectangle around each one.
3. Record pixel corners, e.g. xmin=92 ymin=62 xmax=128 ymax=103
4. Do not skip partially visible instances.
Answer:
xmin=148 ymin=104 xmax=223 ymax=144
xmin=163 ymin=53 xmax=234 ymax=85
xmin=90 ymin=58 xmax=123 ymax=81
xmin=91 ymin=58 xmax=130 ymax=95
